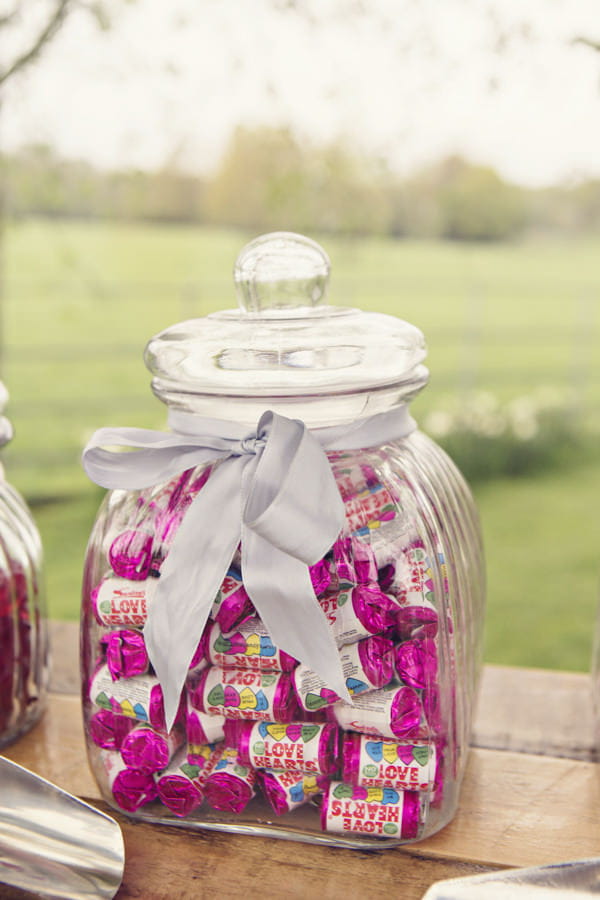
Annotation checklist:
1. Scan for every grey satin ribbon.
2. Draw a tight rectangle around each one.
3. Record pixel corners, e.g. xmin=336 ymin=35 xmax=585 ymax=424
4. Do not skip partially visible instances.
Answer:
xmin=83 ymin=406 xmax=416 ymax=730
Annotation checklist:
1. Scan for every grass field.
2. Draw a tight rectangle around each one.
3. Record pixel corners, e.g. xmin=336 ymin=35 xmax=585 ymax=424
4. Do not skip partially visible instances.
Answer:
xmin=3 ymin=219 xmax=600 ymax=672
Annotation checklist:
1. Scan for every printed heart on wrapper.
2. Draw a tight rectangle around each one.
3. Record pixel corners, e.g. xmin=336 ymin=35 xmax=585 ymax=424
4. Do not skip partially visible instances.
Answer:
xmin=332 ymin=783 xmax=354 ymax=800
xmin=347 ymin=678 xmax=368 ymax=695
xmin=265 ymin=723 xmax=288 ymax=741
xmin=412 ymin=745 xmax=430 ymax=767
xmin=395 ymin=745 xmax=415 ymax=766
xmin=300 ymin=725 xmax=319 ymax=743
xmin=207 ymin=684 xmax=226 ymax=707
xmin=254 ymin=690 xmax=269 ymax=711
xmin=283 ymin=723 xmax=302 ymax=742
xmin=238 ymin=687 xmax=258 ymax=710
xmin=365 ymin=741 xmax=383 ymax=763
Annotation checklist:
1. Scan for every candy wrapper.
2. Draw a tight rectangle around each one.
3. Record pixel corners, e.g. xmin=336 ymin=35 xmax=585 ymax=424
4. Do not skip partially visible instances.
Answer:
xmin=293 ymin=635 xmax=395 ymax=712
xmin=210 ymin=565 xmax=255 ymax=633
xmin=156 ymin=743 xmax=223 ymax=817
xmin=309 ymin=558 xmax=332 ymax=597
xmin=332 ymin=459 xmax=399 ymax=537
xmin=89 ymin=664 xmax=167 ymax=730
xmin=202 ymin=746 xmax=257 ymax=813
xmin=261 ymin=769 xmax=329 ymax=816
xmin=186 ymin=695 xmax=226 ymax=748
xmin=101 ymin=628 xmax=150 ymax=680
xmin=321 ymin=781 xmax=422 ymax=839
xmin=394 ymin=637 xmax=438 ymax=690
xmin=329 ymin=684 xmax=423 ymax=741
xmin=342 ymin=733 xmax=436 ymax=792
xmin=100 ymin=748 xmax=158 ymax=813
xmin=120 ymin=723 xmax=184 ymax=774
xmin=234 ymin=720 xmax=339 ymax=776
xmin=206 ymin=616 xmax=297 ymax=672
xmin=88 ymin=708 xmax=137 ymax=750
xmin=108 ymin=529 xmax=154 ymax=581
xmin=395 ymin=600 xmax=439 ymax=641
xmin=92 ymin=576 xmax=156 ymax=627
xmin=190 ymin=666 xmax=298 ymax=723
xmin=319 ymin=585 xmax=398 ymax=647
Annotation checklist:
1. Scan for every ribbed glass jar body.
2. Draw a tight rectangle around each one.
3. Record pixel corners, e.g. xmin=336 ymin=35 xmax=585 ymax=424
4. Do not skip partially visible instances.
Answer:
xmin=81 ymin=422 xmax=484 ymax=847
xmin=0 ymin=475 xmax=48 ymax=748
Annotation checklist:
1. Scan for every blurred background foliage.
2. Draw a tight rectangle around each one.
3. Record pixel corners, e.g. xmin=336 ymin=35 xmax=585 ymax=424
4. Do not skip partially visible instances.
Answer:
xmin=4 ymin=129 xmax=600 ymax=240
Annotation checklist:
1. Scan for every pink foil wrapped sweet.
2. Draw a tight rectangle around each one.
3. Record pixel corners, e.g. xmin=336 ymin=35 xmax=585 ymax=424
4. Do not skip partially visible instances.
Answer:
xmin=328 ymin=684 xmax=423 ymax=741
xmin=88 ymin=708 xmax=137 ymax=750
xmin=211 ymin=566 xmax=255 ymax=633
xmin=319 ymin=584 xmax=398 ymax=648
xmin=89 ymin=665 xmax=168 ymax=730
xmin=342 ymin=732 xmax=436 ymax=792
xmin=109 ymin=530 xmax=154 ymax=581
xmin=120 ymin=723 xmax=183 ymax=774
xmin=235 ymin=720 xmax=339 ymax=776
xmin=152 ymin=466 xmax=213 ymax=547
xmin=350 ymin=539 xmax=379 ymax=585
xmin=292 ymin=634 xmax=395 ymax=713
xmin=331 ymin=538 xmax=356 ymax=586
xmin=156 ymin=743 xmax=223 ymax=817
xmin=308 ymin=558 xmax=332 ymax=597
xmin=202 ymin=747 xmax=257 ymax=813
xmin=101 ymin=628 xmax=149 ymax=680
xmin=190 ymin=666 xmax=298 ymax=724
xmin=394 ymin=638 xmax=438 ymax=690
xmin=206 ymin=616 xmax=297 ymax=673
xmin=395 ymin=601 xmax=439 ymax=641
xmin=261 ymin=769 xmax=329 ymax=816
xmin=92 ymin=576 xmax=156 ymax=627
xmin=321 ymin=781 xmax=421 ymax=839
xmin=186 ymin=696 xmax=226 ymax=747
xmin=102 ymin=750 xmax=158 ymax=813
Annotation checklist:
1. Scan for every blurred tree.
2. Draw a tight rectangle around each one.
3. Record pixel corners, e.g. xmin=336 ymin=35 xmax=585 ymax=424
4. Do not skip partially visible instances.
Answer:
xmin=0 ymin=0 xmax=72 ymax=87
xmin=206 ymin=125 xmax=392 ymax=235
xmin=437 ymin=156 xmax=527 ymax=241
xmin=205 ymin=126 xmax=311 ymax=231
xmin=391 ymin=156 xmax=527 ymax=241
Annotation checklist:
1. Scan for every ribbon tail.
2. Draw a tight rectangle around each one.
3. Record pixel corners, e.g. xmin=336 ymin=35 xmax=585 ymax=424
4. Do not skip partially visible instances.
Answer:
xmin=144 ymin=457 xmax=246 ymax=731
xmin=242 ymin=529 xmax=352 ymax=705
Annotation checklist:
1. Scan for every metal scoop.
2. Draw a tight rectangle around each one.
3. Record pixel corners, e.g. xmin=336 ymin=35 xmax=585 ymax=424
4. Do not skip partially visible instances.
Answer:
xmin=0 ymin=756 xmax=124 ymax=899
xmin=422 ymin=857 xmax=600 ymax=899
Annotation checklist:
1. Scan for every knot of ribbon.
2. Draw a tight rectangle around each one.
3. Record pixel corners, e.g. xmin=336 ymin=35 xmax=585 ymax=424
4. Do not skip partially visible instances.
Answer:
xmin=82 ymin=405 xmax=416 ymax=731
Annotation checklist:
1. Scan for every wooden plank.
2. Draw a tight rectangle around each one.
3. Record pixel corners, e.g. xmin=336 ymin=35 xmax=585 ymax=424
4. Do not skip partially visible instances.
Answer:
xmin=0 ymin=815 xmax=503 ymax=900
xmin=473 ymin=664 xmax=596 ymax=761
xmin=418 ymin=749 xmax=600 ymax=868
xmin=107 ymin=817 xmax=503 ymax=900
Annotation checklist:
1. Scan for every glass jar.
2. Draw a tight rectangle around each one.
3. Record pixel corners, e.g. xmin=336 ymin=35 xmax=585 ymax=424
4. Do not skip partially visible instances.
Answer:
xmin=0 ymin=382 xmax=48 ymax=747
xmin=81 ymin=232 xmax=485 ymax=847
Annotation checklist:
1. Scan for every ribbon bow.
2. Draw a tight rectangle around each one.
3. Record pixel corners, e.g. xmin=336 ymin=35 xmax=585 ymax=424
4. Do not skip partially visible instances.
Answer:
xmin=83 ymin=406 xmax=416 ymax=730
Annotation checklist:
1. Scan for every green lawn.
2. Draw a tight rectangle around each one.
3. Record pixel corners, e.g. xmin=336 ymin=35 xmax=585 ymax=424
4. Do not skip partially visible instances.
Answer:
xmin=3 ymin=219 xmax=600 ymax=672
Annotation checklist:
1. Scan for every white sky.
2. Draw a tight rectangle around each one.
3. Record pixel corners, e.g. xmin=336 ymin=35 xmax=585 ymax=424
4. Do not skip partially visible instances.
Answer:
xmin=1 ymin=0 xmax=600 ymax=186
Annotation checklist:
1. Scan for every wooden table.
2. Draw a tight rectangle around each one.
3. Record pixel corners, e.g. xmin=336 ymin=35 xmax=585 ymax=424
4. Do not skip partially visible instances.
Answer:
xmin=3 ymin=622 xmax=599 ymax=899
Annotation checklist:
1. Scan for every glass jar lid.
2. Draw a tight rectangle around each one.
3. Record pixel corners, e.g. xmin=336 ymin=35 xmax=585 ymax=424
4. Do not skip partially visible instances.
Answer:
xmin=145 ymin=232 xmax=428 ymax=403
